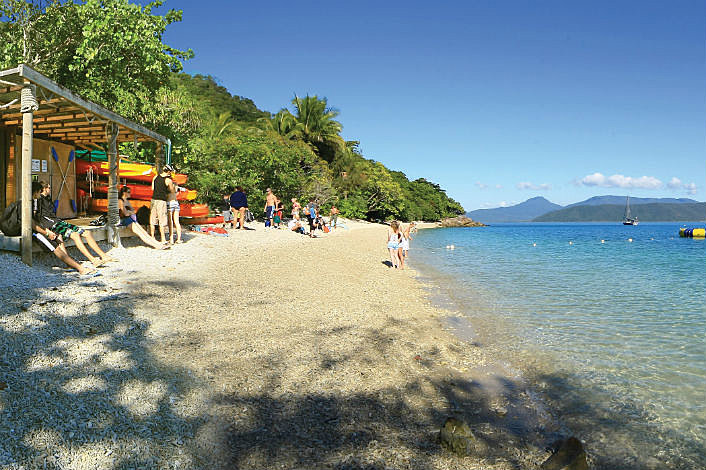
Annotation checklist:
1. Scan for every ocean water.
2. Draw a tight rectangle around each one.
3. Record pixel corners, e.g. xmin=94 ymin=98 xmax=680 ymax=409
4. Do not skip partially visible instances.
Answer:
xmin=410 ymin=223 xmax=705 ymax=469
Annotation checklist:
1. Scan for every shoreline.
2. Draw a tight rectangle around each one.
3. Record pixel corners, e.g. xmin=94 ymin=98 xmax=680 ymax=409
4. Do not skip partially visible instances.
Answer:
xmin=408 ymin=224 xmax=706 ymax=470
xmin=1 ymin=221 xmax=557 ymax=469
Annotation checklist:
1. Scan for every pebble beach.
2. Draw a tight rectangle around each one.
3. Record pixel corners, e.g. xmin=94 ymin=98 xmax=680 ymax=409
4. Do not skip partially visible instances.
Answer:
xmin=0 ymin=221 xmax=559 ymax=470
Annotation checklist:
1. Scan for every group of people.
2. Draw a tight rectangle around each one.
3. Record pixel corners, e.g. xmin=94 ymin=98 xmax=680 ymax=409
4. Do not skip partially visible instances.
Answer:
xmin=221 ymin=187 xmax=341 ymax=239
xmin=148 ymin=164 xmax=184 ymax=244
xmin=386 ymin=220 xmax=416 ymax=269
xmin=29 ymin=164 xmax=190 ymax=275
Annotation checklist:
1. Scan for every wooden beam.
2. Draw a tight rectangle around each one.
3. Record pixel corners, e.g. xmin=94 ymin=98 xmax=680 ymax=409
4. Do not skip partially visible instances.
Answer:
xmin=19 ymin=65 xmax=168 ymax=145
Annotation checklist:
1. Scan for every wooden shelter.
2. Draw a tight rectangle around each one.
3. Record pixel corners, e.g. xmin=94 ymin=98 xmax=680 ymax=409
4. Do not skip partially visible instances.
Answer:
xmin=0 ymin=64 xmax=169 ymax=265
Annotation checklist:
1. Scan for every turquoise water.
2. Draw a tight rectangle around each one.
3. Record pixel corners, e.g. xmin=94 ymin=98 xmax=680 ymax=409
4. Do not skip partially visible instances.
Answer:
xmin=411 ymin=223 xmax=705 ymax=469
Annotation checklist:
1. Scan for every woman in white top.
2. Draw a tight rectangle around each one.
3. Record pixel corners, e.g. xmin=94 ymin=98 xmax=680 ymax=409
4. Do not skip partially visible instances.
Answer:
xmin=386 ymin=221 xmax=402 ymax=269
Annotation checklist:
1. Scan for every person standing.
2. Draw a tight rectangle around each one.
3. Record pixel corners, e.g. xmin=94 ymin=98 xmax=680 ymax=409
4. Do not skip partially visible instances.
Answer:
xmin=274 ymin=198 xmax=284 ymax=229
xmin=329 ymin=204 xmax=340 ymax=229
xmin=229 ymin=186 xmax=248 ymax=229
xmin=305 ymin=198 xmax=318 ymax=238
xmin=166 ymin=166 xmax=183 ymax=244
xmin=264 ymin=188 xmax=277 ymax=228
xmin=221 ymin=193 xmax=234 ymax=229
xmin=387 ymin=221 xmax=402 ymax=269
xmin=291 ymin=198 xmax=301 ymax=220
xmin=150 ymin=165 xmax=173 ymax=243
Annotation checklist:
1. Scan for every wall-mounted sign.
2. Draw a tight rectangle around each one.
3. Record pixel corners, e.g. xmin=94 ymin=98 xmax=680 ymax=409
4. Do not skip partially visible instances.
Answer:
xmin=41 ymin=160 xmax=48 ymax=173
xmin=31 ymin=159 xmax=40 ymax=172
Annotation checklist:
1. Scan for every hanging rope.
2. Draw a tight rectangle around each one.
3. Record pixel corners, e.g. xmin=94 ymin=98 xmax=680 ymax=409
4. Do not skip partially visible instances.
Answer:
xmin=86 ymin=166 xmax=95 ymax=198
xmin=20 ymin=86 xmax=39 ymax=113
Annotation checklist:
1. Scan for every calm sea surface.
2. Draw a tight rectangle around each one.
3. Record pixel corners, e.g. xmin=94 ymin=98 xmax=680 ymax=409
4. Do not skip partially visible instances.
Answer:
xmin=411 ymin=223 xmax=705 ymax=469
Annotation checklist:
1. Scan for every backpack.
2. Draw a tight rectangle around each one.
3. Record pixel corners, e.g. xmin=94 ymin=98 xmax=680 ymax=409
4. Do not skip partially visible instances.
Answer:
xmin=245 ymin=209 xmax=255 ymax=223
xmin=0 ymin=201 xmax=22 ymax=236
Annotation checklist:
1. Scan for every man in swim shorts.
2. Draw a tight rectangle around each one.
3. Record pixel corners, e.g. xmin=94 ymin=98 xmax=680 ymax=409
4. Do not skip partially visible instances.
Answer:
xmin=264 ymin=188 xmax=276 ymax=228
xmin=35 ymin=181 xmax=114 ymax=267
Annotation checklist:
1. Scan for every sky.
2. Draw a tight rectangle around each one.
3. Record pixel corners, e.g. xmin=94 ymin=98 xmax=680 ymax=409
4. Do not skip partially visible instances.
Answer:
xmin=162 ymin=0 xmax=705 ymax=211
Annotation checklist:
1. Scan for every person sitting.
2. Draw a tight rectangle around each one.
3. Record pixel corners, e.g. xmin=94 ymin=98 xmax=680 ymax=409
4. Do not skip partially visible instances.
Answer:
xmin=119 ymin=186 xmax=169 ymax=249
xmin=31 ymin=182 xmax=96 ymax=275
xmin=35 ymin=180 xmax=115 ymax=267
xmin=287 ymin=218 xmax=306 ymax=234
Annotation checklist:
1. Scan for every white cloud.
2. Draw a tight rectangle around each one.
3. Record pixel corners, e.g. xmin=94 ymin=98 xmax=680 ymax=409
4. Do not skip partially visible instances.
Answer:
xmin=579 ymin=172 xmax=662 ymax=189
xmin=516 ymin=182 xmax=551 ymax=190
xmin=667 ymin=177 xmax=682 ymax=189
xmin=475 ymin=182 xmax=488 ymax=189
xmin=666 ymin=177 xmax=698 ymax=195
xmin=495 ymin=184 xmax=503 ymax=189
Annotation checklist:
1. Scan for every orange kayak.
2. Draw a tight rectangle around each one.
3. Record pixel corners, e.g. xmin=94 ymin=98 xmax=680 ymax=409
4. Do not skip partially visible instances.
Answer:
xmin=76 ymin=158 xmax=188 ymax=185
xmin=78 ymin=181 xmax=197 ymax=201
xmin=88 ymin=198 xmax=209 ymax=218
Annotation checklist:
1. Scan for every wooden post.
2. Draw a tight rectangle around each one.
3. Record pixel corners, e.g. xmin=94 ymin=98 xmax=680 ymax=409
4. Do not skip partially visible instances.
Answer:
xmin=20 ymin=84 xmax=37 ymax=265
xmin=155 ymin=142 xmax=163 ymax=174
xmin=106 ymin=122 xmax=121 ymax=247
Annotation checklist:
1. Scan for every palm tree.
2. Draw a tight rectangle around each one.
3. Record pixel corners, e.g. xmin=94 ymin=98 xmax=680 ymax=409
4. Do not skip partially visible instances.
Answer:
xmin=257 ymin=108 xmax=302 ymax=140
xmin=291 ymin=94 xmax=344 ymax=160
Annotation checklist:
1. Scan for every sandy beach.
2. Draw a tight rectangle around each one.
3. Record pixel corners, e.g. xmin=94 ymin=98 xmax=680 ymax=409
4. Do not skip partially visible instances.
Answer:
xmin=0 ymin=221 xmax=557 ymax=470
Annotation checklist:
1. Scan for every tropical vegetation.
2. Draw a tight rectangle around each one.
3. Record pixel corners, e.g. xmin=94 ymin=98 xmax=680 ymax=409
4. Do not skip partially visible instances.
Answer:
xmin=0 ymin=0 xmax=464 ymax=221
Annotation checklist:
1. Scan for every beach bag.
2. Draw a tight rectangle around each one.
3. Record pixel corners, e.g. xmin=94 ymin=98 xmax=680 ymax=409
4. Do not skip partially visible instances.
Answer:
xmin=245 ymin=209 xmax=254 ymax=223
xmin=323 ymin=224 xmax=330 ymax=233
xmin=137 ymin=206 xmax=150 ymax=225
xmin=0 ymin=200 xmax=22 ymax=236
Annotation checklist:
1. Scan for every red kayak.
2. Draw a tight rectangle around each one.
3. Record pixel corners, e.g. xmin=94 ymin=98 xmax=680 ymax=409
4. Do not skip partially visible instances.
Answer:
xmin=78 ymin=181 xmax=197 ymax=201
xmin=88 ymin=198 xmax=209 ymax=218
xmin=76 ymin=158 xmax=188 ymax=185
xmin=183 ymin=216 xmax=225 ymax=225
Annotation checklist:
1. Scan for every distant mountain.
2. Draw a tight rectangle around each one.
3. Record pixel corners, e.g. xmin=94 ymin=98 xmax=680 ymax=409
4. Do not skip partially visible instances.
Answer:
xmin=467 ymin=197 xmax=563 ymax=223
xmin=566 ymin=195 xmax=698 ymax=207
xmin=534 ymin=203 xmax=706 ymax=222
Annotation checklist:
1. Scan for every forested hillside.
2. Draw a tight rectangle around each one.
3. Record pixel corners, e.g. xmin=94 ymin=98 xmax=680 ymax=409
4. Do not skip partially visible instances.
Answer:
xmin=534 ymin=203 xmax=706 ymax=222
xmin=0 ymin=0 xmax=463 ymax=221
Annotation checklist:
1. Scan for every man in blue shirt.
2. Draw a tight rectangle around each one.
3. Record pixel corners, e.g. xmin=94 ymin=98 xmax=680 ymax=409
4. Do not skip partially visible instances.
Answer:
xmin=229 ymin=187 xmax=248 ymax=229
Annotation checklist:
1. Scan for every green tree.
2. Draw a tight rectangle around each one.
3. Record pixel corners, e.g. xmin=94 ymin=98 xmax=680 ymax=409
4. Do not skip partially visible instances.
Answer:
xmin=291 ymin=94 xmax=344 ymax=162
xmin=0 ymin=0 xmax=193 ymax=124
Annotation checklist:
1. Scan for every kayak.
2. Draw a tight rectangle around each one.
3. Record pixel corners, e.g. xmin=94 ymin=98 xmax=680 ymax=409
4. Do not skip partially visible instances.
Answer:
xmin=183 ymin=216 xmax=225 ymax=225
xmin=76 ymin=158 xmax=188 ymax=185
xmin=88 ymin=198 xmax=209 ymax=218
xmin=77 ymin=181 xmax=197 ymax=201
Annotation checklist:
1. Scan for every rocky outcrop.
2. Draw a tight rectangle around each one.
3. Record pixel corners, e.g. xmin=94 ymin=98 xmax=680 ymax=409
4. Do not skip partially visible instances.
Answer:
xmin=541 ymin=437 xmax=590 ymax=470
xmin=439 ymin=417 xmax=489 ymax=456
xmin=439 ymin=216 xmax=486 ymax=227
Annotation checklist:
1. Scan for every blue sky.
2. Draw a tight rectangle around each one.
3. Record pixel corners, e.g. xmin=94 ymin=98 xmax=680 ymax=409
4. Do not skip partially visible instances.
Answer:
xmin=162 ymin=0 xmax=705 ymax=211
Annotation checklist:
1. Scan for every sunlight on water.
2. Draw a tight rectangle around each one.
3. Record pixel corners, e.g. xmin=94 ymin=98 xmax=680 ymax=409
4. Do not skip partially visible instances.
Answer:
xmin=412 ymin=223 xmax=706 ymax=469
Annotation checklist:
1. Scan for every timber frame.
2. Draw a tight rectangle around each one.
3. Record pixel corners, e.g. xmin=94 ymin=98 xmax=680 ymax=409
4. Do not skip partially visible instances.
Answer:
xmin=0 ymin=64 xmax=169 ymax=265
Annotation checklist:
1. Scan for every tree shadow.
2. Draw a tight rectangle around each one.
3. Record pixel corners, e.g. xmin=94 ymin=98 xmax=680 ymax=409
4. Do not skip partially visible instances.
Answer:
xmin=0 ymin=258 xmax=208 ymax=468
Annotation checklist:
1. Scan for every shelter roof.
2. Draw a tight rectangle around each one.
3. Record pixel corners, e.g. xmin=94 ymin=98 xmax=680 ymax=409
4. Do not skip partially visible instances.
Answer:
xmin=0 ymin=64 xmax=168 ymax=148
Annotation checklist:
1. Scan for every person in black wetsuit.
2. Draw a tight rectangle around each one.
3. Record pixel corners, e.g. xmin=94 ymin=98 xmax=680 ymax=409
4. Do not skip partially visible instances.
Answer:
xmin=150 ymin=165 xmax=173 ymax=243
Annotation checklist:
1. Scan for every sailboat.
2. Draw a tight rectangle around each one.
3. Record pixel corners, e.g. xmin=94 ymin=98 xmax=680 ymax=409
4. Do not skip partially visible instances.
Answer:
xmin=622 ymin=196 xmax=639 ymax=225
